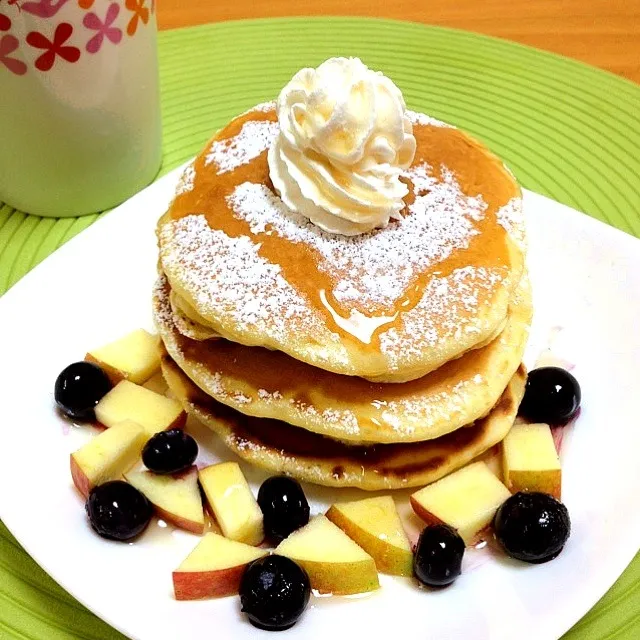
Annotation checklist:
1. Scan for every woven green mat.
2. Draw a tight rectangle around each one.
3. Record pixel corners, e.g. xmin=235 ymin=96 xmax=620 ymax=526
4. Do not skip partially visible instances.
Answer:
xmin=1 ymin=17 xmax=639 ymax=639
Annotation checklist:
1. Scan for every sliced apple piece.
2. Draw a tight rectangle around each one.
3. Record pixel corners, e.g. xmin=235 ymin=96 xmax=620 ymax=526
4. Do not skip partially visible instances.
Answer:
xmin=95 ymin=380 xmax=186 ymax=436
xmin=70 ymin=420 xmax=146 ymax=497
xmin=142 ymin=370 xmax=169 ymax=396
xmin=125 ymin=466 xmax=204 ymax=534
xmin=275 ymin=515 xmax=379 ymax=595
xmin=410 ymin=461 xmax=511 ymax=545
xmin=86 ymin=329 xmax=160 ymax=384
xmin=172 ymin=532 xmax=268 ymax=600
xmin=326 ymin=496 xmax=413 ymax=576
xmin=502 ymin=423 xmax=561 ymax=498
xmin=198 ymin=462 xmax=263 ymax=546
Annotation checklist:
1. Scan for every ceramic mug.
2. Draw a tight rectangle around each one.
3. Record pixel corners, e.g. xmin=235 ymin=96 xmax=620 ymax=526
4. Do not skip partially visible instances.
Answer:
xmin=0 ymin=0 xmax=162 ymax=217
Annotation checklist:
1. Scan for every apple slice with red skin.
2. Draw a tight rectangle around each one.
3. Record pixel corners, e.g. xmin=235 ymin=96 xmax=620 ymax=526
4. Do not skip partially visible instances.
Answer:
xmin=70 ymin=420 xmax=146 ymax=498
xmin=125 ymin=466 xmax=204 ymax=534
xmin=173 ymin=533 xmax=268 ymax=600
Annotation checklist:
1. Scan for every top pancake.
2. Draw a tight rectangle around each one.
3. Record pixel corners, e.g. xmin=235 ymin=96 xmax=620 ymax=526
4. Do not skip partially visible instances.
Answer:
xmin=158 ymin=104 xmax=525 ymax=382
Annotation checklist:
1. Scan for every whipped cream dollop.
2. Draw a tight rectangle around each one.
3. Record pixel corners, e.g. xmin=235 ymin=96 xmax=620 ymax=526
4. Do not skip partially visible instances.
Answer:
xmin=268 ymin=57 xmax=416 ymax=235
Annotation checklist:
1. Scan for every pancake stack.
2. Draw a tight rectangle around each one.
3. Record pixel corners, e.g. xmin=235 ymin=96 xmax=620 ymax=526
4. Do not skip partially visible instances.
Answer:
xmin=153 ymin=98 xmax=531 ymax=491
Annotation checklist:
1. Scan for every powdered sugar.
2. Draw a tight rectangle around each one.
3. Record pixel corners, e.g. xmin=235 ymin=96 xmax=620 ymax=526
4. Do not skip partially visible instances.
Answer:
xmin=378 ymin=266 xmax=506 ymax=361
xmin=497 ymin=197 xmax=526 ymax=250
xmin=247 ymin=101 xmax=276 ymax=114
xmin=205 ymin=120 xmax=279 ymax=174
xmin=407 ymin=110 xmax=453 ymax=128
xmin=153 ymin=277 xmax=178 ymax=326
xmin=233 ymin=392 xmax=252 ymax=405
xmin=227 ymin=162 xmax=486 ymax=307
xmin=258 ymin=388 xmax=282 ymax=400
xmin=285 ymin=399 xmax=360 ymax=435
xmin=175 ymin=163 xmax=195 ymax=195
xmin=159 ymin=215 xmax=345 ymax=362
xmin=321 ymin=408 xmax=359 ymax=435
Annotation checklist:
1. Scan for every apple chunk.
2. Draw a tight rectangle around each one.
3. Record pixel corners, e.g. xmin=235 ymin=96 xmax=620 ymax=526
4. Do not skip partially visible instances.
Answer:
xmin=198 ymin=462 xmax=264 ymax=546
xmin=275 ymin=515 xmax=379 ymax=595
xmin=502 ymin=423 xmax=561 ymax=498
xmin=410 ymin=461 xmax=511 ymax=545
xmin=172 ymin=532 xmax=268 ymax=600
xmin=326 ymin=496 xmax=413 ymax=577
xmin=125 ymin=466 xmax=204 ymax=534
xmin=70 ymin=420 xmax=146 ymax=497
xmin=86 ymin=329 xmax=160 ymax=384
xmin=95 ymin=380 xmax=186 ymax=436
xmin=142 ymin=370 xmax=169 ymax=396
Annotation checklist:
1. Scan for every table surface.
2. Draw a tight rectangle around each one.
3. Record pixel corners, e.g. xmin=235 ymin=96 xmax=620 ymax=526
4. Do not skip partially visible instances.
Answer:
xmin=156 ymin=0 xmax=640 ymax=84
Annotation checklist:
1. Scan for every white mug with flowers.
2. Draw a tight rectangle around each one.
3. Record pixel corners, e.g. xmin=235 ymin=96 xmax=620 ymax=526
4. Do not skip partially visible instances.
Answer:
xmin=0 ymin=0 xmax=162 ymax=217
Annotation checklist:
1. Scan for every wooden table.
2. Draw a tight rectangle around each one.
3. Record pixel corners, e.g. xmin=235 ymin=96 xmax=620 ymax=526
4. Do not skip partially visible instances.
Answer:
xmin=156 ymin=0 xmax=640 ymax=84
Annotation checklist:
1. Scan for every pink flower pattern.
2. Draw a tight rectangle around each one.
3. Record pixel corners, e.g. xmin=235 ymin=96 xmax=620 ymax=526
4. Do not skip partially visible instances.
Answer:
xmin=83 ymin=2 xmax=121 ymax=54
xmin=0 ymin=33 xmax=27 ymax=75
xmin=1 ymin=0 xmax=152 ymax=74
xmin=21 ymin=0 xmax=70 ymax=18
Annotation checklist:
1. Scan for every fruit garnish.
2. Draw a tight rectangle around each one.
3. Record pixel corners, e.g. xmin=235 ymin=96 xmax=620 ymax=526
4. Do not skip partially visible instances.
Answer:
xmin=95 ymin=380 xmax=186 ymax=436
xmin=326 ymin=496 xmax=413 ymax=577
xmin=518 ymin=367 xmax=581 ymax=425
xmin=410 ymin=461 xmax=511 ymax=545
xmin=502 ymin=423 xmax=561 ymax=498
xmin=414 ymin=524 xmax=465 ymax=587
xmin=55 ymin=361 xmax=112 ymax=421
xmin=85 ymin=329 xmax=160 ymax=385
xmin=142 ymin=428 xmax=198 ymax=475
xmin=258 ymin=476 xmax=310 ymax=543
xmin=199 ymin=462 xmax=264 ymax=546
xmin=125 ymin=467 xmax=204 ymax=534
xmin=71 ymin=420 xmax=146 ymax=497
xmin=493 ymin=491 xmax=571 ymax=563
xmin=240 ymin=555 xmax=311 ymax=631
xmin=274 ymin=515 xmax=380 ymax=595
xmin=173 ymin=533 xmax=268 ymax=600
xmin=86 ymin=480 xmax=153 ymax=541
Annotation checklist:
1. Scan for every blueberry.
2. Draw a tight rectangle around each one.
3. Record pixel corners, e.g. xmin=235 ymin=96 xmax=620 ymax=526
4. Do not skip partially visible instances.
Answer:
xmin=414 ymin=524 xmax=465 ymax=587
xmin=494 ymin=492 xmax=571 ymax=563
xmin=142 ymin=429 xmax=198 ymax=474
xmin=240 ymin=555 xmax=310 ymax=631
xmin=86 ymin=481 xmax=153 ymax=541
xmin=54 ymin=361 xmax=112 ymax=421
xmin=257 ymin=476 xmax=310 ymax=543
xmin=519 ymin=367 xmax=581 ymax=425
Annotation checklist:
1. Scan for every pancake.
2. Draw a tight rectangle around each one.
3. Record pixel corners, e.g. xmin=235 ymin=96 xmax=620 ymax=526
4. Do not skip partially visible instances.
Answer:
xmin=158 ymin=104 xmax=525 ymax=383
xmin=154 ymin=273 xmax=531 ymax=444
xmin=169 ymin=289 xmax=220 ymax=341
xmin=161 ymin=354 xmax=526 ymax=491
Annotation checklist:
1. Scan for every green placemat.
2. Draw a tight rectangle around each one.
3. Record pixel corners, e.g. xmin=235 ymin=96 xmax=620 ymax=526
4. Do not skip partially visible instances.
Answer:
xmin=1 ymin=16 xmax=639 ymax=640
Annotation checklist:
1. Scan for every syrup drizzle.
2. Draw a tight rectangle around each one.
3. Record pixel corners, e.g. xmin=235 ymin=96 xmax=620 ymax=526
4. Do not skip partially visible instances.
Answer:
xmin=319 ymin=289 xmax=399 ymax=344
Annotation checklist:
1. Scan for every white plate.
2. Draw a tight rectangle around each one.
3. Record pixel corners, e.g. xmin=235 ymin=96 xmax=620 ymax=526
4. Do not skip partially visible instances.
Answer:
xmin=0 ymin=167 xmax=639 ymax=640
